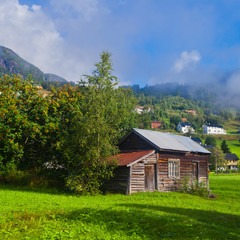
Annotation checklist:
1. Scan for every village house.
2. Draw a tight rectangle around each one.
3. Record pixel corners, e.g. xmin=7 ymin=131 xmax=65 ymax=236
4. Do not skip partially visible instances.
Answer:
xmin=177 ymin=122 xmax=195 ymax=133
xmin=203 ymin=124 xmax=226 ymax=135
xmin=105 ymin=128 xmax=210 ymax=194
xmin=225 ymin=153 xmax=239 ymax=170
xmin=135 ymin=106 xmax=151 ymax=114
xmin=184 ymin=110 xmax=197 ymax=116
xmin=182 ymin=118 xmax=187 ymax=122
xmin=151 ymin=121 xmax=162 ymax=129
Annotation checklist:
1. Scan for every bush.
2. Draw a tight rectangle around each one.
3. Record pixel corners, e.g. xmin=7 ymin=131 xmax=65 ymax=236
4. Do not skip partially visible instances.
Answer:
xmin=65 ymin=174 xmax=101 ymax=195
xmin=178 ymin=177 xmax=209 ymax=198
xmin=0 ymin=168 xmax=66 ymax=189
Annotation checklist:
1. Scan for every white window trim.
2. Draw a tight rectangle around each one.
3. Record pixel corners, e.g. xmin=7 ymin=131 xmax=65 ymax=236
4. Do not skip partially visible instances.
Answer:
xmin=168 ymin=159 xmax=180 ymax=179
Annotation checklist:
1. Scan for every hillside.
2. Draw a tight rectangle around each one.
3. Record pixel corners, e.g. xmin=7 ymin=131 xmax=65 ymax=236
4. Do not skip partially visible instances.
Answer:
xmin=0 ymin=46 xmax=69 ymax=86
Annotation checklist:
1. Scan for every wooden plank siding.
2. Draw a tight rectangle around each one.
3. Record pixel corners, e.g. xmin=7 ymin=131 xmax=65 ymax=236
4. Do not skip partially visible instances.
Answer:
xmin=105 ymin=130 xmax=210 ymax=194
xmin=103 ymin=166 xmax=129 ymax=194
xmin=104 ymin=151 xmax=208 ymax=194
xmin=158 ymin=152 xmax=208 ymax=192
xmin=130 ymin=153 xmax=157 ymax=194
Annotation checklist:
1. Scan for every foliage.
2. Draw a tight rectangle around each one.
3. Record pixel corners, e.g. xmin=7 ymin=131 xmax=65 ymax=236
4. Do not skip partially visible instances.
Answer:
xmin=207 ymin=146 xmax=225 ymax=171
xmin=204 ymin=136 xmax=217 ymax=146
xmin=221 ymin=140 xmax=231 ymax=153
xmin=62 ymin=51 xmax=137 ymax=193
xmin=178 ymin=177 xmax=209 ymax=198
xmin=0 ymin=52 xmax=137 ymax=194
xmin=0 ymin=75 xmax=83 ymax=173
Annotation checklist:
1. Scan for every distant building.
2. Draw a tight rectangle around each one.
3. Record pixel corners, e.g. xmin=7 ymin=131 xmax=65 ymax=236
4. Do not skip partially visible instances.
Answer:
xmin=181 ymin=118 xmax=187 ymax=122
xmin=184 ymin=110 xmax=197 ymax=116
xmin=151 ymin=121 xmax=162 ymax=129
xmin=177 ymin=122 xmax=195 ymax=133
xmin=135 ymin=106 xmax=151 ymax=114
xmin=203 ymin=124 xmax=226 ymax=135
xmin=33 ymin=84 xmax=43 ymax=90
xmin=225 ymin=153 xmax=239 ymax=170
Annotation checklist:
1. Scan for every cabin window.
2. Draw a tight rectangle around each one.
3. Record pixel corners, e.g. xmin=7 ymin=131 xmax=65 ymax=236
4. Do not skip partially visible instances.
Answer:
xmin=168 ymin=159 xmax=180 ymax=178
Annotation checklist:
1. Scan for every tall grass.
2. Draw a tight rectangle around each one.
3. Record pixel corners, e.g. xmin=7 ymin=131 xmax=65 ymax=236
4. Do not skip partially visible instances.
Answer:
xmin=0 ymin=174 xmax=240 ymax=239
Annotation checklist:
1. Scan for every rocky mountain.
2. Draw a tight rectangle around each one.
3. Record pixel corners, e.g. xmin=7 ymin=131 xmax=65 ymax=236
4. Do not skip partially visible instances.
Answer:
xmin=44 ymin=73 xmax=69 ymax=84
xmin=0 ymin=46 xmax=69 ymax=86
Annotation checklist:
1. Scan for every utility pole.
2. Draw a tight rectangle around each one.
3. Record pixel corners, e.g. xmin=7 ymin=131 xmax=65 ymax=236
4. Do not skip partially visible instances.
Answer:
xmin=215 ymin=148 xmax=218 ymax=174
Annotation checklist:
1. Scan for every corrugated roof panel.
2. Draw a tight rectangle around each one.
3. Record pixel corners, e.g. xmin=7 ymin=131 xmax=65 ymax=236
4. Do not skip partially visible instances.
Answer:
xmin=171 ymin=135 xmax=210 ymax=154
xmin=113 ymin=150 xmax=155 ymax=166
xmin=133 ymin=128 xmax=210 ymax=154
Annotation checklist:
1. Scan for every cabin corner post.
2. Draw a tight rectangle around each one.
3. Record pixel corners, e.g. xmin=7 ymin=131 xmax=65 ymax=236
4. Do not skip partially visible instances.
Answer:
xmin=206 ymin=155 xmax=209 ymax=189
xmin=127 ymin=165 xmax=132 ymax=195
xmin=156 ymin=153 xmax=159 ymax=191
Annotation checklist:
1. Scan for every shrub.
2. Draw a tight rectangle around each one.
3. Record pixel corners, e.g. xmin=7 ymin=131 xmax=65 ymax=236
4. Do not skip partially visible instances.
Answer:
xmin=178 ymin=177 xmax=209 ymax=198
xmin=65 ymin=174 xmax=101 ymax=195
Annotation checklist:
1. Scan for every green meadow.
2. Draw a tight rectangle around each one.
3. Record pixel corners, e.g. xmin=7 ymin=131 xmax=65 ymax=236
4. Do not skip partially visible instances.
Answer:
xmin=0 ymin=174 xmax=240 ymax=240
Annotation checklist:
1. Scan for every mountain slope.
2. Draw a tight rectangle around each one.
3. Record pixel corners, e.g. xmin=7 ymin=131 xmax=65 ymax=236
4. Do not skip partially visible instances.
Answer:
xmin=0 ymin=46 xmax=68 ymax=85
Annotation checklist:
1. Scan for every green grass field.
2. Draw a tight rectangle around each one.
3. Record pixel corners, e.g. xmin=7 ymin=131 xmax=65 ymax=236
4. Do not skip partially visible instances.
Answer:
xmin=0 ymin=174 xmax=240 ymax=239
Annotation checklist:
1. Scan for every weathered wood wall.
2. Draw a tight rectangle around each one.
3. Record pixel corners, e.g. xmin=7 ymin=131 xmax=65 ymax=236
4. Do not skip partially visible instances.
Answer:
xmin=130 ymin=153 xmax=157 ymax=194
xmin=158 ymin=152 xmax=208 ymax=192
xmin=103 ymin=166 xmax=129 ymax=194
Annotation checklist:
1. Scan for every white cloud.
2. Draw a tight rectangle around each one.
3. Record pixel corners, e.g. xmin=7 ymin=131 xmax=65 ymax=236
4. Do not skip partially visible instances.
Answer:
xmin=0 ymin=0 xmax=94 ymax=82
xmin=226 ymin=72 xmax=240 ymax=95
xmin=50 ymin=0 xmax=101 ymax=21
xmin=172 ymin=50 xmax=201 ymax=73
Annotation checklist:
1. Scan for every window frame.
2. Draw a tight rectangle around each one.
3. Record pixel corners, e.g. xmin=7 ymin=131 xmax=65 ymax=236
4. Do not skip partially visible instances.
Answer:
xmin=168 ymin=159 xmax=180 ymax=179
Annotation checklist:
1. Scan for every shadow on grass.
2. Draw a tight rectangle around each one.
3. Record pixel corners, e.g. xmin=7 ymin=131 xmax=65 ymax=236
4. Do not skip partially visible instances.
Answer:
xmin=232 ymin=143 xmax=240 ymax=147
xmin=57 ymin=204 xmax=240 ymax=239
xmin=0 ymin=184 xmax=68 ymax=196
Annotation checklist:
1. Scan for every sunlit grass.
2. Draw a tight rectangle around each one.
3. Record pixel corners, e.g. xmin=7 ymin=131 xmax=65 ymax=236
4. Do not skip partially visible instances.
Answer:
xmin=0 ymin=174 xmax=240 ymax=239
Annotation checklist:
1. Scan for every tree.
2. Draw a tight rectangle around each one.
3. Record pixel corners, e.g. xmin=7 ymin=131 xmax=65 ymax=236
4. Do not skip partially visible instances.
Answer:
xmin=170 ymin=115 xmax=182 ymax=129
xmin=0 ymin=75 xmax=83 ymax=174
xmin=221 ymin=140 xmax=231 ymax=153
xmin=207 ymin=146 xmax=225 ymax=172
xmin=64 ymin=51 xmax=137 ymax=194
xmin=204 ymin=136 xmax=216 ymax=146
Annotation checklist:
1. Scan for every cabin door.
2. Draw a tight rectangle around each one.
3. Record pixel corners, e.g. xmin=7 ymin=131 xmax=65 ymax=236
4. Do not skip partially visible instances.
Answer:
xmin=192 ymin=162 xmax=199 ymax=182
xmin=145 ymin=164 xmax=156 ymax=191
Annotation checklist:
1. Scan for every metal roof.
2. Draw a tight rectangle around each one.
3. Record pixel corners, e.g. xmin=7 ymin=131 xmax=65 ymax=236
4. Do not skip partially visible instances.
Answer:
xmin=179 ymin=122 xmax=192 ymax=127
xmin=113 ymin=150 xmax=155 ymax=166
xmin=132 ymin=128 xmax=210 ymax=154
xmin=225 ymin=153 xmax=239 ymax=160
xmin=204 ymin=124 xmax=224 ymax=128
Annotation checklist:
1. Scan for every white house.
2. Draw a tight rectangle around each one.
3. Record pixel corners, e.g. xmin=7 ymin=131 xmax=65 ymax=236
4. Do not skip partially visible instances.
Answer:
xmin=203 ymin=124 xmax=226 ymax=135
xmin=177 ymin=122 xmax=195 ymax=133
xmin=135 ymin=106 xmax=151 ymax=114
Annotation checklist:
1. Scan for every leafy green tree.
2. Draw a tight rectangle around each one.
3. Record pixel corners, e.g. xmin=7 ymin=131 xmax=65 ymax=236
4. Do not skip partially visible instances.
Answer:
xmin=0 ymin=75 xmax=83 ymax=173
xmin=204 ymin=136 xmax=217 ymax=146
xmin=170 ymin=115 xmax=182 ymax=129
xmin=207 ymin=146 xmax=225 ymax=172
xmin=221 ymin=140 xmax=231 ymax=153
xmin=64 ymin=51 xmax=137 ymax=194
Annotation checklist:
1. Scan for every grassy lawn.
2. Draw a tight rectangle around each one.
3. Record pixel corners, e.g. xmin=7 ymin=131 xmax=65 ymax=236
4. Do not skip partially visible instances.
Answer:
xmin=228 ymin=141 xmax=240 ymax=158
xmin=0 ymin=174 xmax=240 ymax=239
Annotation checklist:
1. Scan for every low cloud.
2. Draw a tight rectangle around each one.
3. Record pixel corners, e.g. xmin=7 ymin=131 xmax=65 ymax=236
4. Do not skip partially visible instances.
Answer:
xmin=172 ymin=50 xmax=201 ymax=73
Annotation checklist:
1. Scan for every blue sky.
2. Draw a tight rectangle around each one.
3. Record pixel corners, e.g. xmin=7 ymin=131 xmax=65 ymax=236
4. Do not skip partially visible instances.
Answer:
xmin=1 ymin=0 xmax=240 ymax=88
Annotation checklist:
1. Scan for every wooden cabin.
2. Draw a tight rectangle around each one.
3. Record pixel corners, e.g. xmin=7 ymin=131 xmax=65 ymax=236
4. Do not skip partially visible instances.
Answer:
xmin=104 ymin=128 xmax=210 ymax=194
